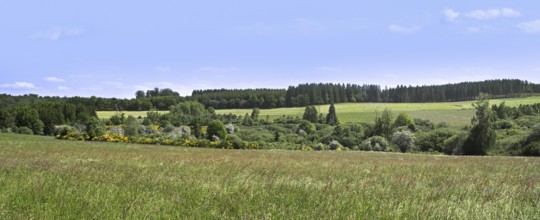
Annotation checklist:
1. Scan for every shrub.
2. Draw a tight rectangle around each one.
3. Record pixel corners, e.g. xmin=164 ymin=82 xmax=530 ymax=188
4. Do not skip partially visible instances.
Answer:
xmin=207 ymin=120 xmax=227 ymax=140
xmin=392 ymin=131 xmax=415 ymax=153
xmin=313 ymin=142 xmax=327 ymax=151
xmin=297 ymin=129 xmax=308 ymax=136
xmin=161 ymin=125 xmax=176 ymax=133
xmin=226 ymin=134 xmax=244 ymax=149
xmin=225 ymin=124 xmax=235 ymax=134
xmin=416 ymin=128 xmax=459 ymax=152
xmin=442 ymin=133 xmax=467 ymax=155
xmin=394 ymin=112 xmax=414 ymax=128
xmin=18 ymin=126 xmax=34 ymax=135
xmin=368 ymin=136 xmax=389 ymax=151
xmin=494 ymin=120 xmax=517 ymax=130
xmin=211 ymin=135 xmax=220 ymax=142
xmin=298 ymin=120 xmax=316 ymax=134
xmin=109 ymin=126 xmax=124 ymax=136
xmin=124 ymin=116 xmax=139 ymax=137
xmin=328 ymin=140 xmax=343 ymax=151
xmin=359 ymin=140 xmax=372 ymax=151
xmin=414 ymin=118 xmax=435 ymax=131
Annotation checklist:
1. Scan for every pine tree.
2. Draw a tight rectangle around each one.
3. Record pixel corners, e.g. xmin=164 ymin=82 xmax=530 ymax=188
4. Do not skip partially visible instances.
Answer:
xmin=462 ymin=93 xmax=496 ymax=155
xmin=302 ymin=105 xmax=318 ymax=123
xmin=326 ymin=104 xmax=339 ymax=126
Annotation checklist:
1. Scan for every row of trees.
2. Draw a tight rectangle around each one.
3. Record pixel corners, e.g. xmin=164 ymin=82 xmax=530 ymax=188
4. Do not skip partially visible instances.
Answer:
xmin=0 ymin=101 xmax=97 ymax=136
xmin=0 ymin=88 xmax=185 ymax=111
xmin=385 ymin=79 xmax=535 ymax=103
xmin=191 ymin=79 xmax=539 ymax=109
xmin=192 ymin=89 xmax=286 ymax=109
xmin=1 ymin=79 xmax=539 ymax=112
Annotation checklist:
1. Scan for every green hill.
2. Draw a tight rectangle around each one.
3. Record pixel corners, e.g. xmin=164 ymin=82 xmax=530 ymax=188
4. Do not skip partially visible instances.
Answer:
xmin=97 ymin=96 xmax=540 ymax=127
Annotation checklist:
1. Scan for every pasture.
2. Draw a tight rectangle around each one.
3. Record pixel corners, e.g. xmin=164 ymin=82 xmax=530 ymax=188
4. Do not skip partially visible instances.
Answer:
xmin=97 ymin=96 xmax=540 ymax=127
xmin=1 ymin=133 xmax=539 ymax=218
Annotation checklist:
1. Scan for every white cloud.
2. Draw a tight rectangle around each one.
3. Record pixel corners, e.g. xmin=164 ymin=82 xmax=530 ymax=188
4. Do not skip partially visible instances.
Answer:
xmin=44 ymin=76 xmax=65 ymax=82
xmin=466 ymin=25 xmax=494 ymax=33
xmin=388 ymin=24 xmax=420 ymax=34
xmin=0 ymin=82 xmax=36 ymax=89
xmin=315 ymin=66 xmax=341 ymax=71
xmin=154 ymin=66 xmax=171 ymax=72
xmin=517 ymin=20 xmax=540 ymax=33
xmin=466 ymin=8 xmax=521 ymax=20
xmin=384 ymin=74 xmax=399 ymax=78
xmin=32 ymin=27 xmax=85 ymax=40
xmin=444 ymin=9 xmax=460 ymax=22
xmin=501 ymin=8 xmax=521 ymax=17
xmin=57 ymin=86 xmax=71 ymax=90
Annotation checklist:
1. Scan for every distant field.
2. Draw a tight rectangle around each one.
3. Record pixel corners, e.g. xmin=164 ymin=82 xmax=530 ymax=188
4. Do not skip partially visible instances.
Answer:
xmin=97 ymin=96 xmax=540 ymax=127
xmin=1 ymin=133 xmax=539 ymax=218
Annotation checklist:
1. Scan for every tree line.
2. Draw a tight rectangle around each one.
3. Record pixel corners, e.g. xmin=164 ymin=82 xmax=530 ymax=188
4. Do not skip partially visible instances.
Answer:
xmin=193 ymin=79 xmax=538 ymax=109
xmin=1 ymin=79 xmax=539 ymax=112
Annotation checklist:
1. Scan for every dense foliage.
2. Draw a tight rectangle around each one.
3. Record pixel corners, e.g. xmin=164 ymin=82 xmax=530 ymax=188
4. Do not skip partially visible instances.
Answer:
xmin=2 ymin=79 xmax=540 ymax=157
xmin=193 ymin=79 xmax=538 ymax=109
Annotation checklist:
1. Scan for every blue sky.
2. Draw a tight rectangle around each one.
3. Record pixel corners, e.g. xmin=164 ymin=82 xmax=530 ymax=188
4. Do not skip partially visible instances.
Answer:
xmin=1 ymin=0 xmax=540 ymax=98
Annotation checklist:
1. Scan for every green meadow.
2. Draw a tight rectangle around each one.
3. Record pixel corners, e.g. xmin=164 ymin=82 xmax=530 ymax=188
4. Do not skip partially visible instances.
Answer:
xmin=97 ymin=96 xmax=540 ymax=127
xmin=1 ymin=133 xmax=539 ymax=218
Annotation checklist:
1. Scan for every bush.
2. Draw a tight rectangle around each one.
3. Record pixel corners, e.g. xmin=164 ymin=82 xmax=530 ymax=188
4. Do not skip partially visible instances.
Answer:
xmin=313 ymin=142 xmax=327 ymax=151
xmin=368 ymin=136 xmax=389 ymax=151
xmin=298 ymin=120 xmax=316 ymax=134
xmin=18 ymin=126 xmax=34 ymax=135
xmin=328 ymin=140 xmax=343 ymax=151
xmin=161 ymin=125 xmax=176 ymax=133
xmin=494 ymin=120 xmax=517 ymax=130
xmin=442 ymin=133 xmax=467 ymax=155
xmin=416 ymin=128 xmax=459 ymax=152
xmin=226 ymin=134 xmax=244 ymax=149
xmin=207 ymin=120 xmax=227 ymax=140
xmin=359 ymin=140 xmax=372 ymax=151
xmin=414 ymin=118 xmax=435 ymax=131
xmin=392 ymin=131 xmax=415 ymax=153
xmin=225 ymin=124 xmax=235 ymax=134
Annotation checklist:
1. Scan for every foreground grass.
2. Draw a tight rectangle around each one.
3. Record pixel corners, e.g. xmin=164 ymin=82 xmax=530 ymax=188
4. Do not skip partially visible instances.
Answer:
xmin=1 ymin=133 xmax=539 ymax=219
xmin=97 ymin=96 xmax=540 ymax=127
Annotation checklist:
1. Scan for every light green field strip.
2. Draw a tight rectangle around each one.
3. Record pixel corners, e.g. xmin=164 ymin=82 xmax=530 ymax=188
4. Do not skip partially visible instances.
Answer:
xmin=96 ymin=96 xmax=540 ymax=127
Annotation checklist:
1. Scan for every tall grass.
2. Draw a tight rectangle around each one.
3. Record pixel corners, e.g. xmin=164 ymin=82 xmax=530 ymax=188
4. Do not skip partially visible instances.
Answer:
xmin=1 ymin=133 xmax=539 ymax=218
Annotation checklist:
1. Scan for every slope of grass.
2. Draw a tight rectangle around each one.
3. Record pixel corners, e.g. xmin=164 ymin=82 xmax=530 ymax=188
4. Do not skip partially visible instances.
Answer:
xmin=96 ymin=96 xmax=540 ymax=127
xmin=1 ymin=133 xmax=539 ymax=218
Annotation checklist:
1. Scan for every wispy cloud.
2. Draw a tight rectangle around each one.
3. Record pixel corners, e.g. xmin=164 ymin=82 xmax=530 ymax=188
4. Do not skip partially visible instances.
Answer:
xmin=517 ymin=20 xmax=540 ymax=33
xmin=0 ymin=82 xmax=36 ymax=89
xmin=57 ymin=86 xmax=71 ymax=90
xmin=466 ymin=25 xmax=495 ymax=33
xmin=388 ymin=24 xmax=420 ymax=34
xmin=384 ymin=74 xmax=399 ymax=78
xmin=154 ymin=66 xmax=171 ymax=72
xmin=44 ymin=76 xmax=65 ymax=82
xmin=465 ymin=8 xmax=521 ymax=20
xmin=443 ymin=9 xmax=460 ymax=22
xmin=32 ymin=27 xmax=85 ymax=40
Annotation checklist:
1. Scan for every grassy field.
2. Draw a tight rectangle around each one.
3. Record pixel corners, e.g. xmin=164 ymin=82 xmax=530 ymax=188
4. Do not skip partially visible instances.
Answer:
xmin=97 ymin=96 xmax=540 ymax=127
xmin=1 ymin=133 xmax=539 ymax=218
